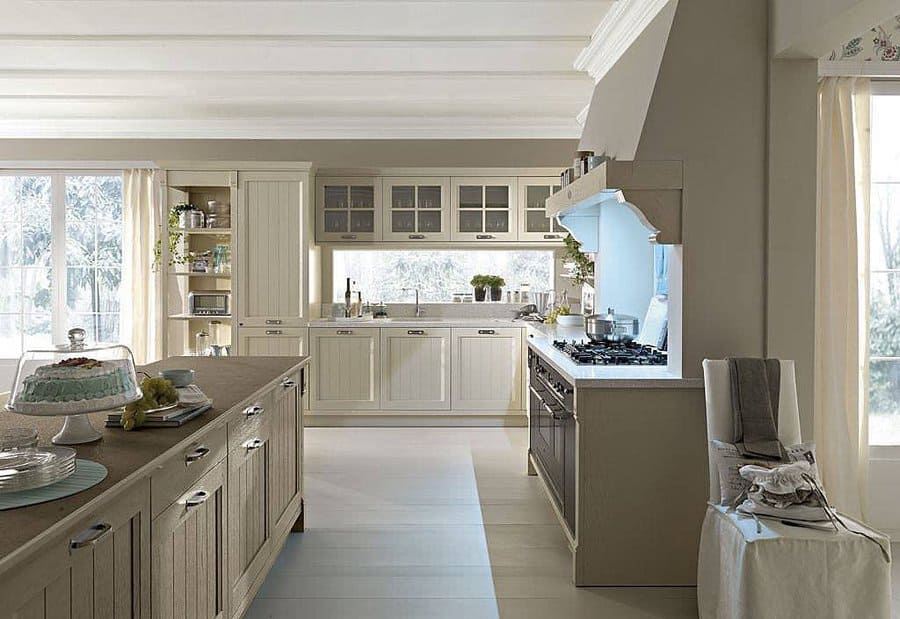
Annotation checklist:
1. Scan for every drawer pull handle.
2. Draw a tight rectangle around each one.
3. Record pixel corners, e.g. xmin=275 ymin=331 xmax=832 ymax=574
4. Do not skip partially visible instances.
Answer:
xmin=244 ymin=438 xmax=264 ymax=451
xmin=336 ymin=329 xmax=353 ymax=335
xmin=244 ymin=404 xmax=264 ymax=417
xmin=281 ymin=378 xmax=297 ymax=388
xmin=185 ymin=490 xmax=210 ymax=508
xmin=408 ymin=234 xmax=425 ymax=240
xmin=543 ymin=234 xmax=560 ymax=239
xmin=340 ymin=234 xmax=357 ymax=240
xmin=407 ymin=329 xmax=425 ymax=335
xmin=266 ymin=329 xmax=282 ymax=335
xmin=478 ymin=329 xmax=496 ymax=335
xmin=266 ymin=319 xmax=283 ymax=325
xmin=70 ymin=523 xmax=111 ymax=552
xmin=185 ymin=445 xmax=210 ymax=464
xmin=476 ymin=234 xmax=494 ymax=240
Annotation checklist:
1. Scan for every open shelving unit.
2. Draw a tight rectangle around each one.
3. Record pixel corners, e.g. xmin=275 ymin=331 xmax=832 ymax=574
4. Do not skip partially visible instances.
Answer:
xmin=159 ymin=169 xmax=237 ymax=358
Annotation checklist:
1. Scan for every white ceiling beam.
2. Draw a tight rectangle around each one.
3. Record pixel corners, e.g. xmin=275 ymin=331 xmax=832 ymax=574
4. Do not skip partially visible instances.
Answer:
xmin=0 ymin=1 xmax=613 ymax=37
xmin=0 ymin=40 xmax=586 ymax=73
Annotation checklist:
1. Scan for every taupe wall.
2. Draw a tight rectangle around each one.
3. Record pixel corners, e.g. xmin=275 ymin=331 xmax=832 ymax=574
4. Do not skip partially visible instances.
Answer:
xmin=634 ymin=0 xmax=770 ymax=379
xmin=0 ymin=139 xmax=576 ymax=168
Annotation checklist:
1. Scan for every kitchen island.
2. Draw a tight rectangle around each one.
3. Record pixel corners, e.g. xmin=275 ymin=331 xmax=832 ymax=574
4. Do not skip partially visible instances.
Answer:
xmin=525 ymin=322 xmax=708 ymax=586
xmin=0 ymin=355 xmax=308 ymax=619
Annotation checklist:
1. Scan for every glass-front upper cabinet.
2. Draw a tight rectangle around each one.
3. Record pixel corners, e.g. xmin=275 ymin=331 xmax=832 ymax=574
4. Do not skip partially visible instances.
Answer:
xmin=450 ymin=177 xmax=518 ymax=241
xmin=518 ymin=177 xmax=566 ymax=242
xmin=316 ymin=177 xmax=382 ymax=242
xmin=382 ymin=177 xmax=450 ymax=241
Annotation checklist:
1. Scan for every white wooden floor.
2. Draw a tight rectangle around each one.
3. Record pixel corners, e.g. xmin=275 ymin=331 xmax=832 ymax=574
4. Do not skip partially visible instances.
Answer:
xmin=246 ymin=427 xmax=699 ymax=618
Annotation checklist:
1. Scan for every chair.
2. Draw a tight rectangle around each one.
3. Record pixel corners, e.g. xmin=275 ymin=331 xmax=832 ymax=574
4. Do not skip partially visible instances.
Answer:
xmin=698 ymin=359 xmax=891 ymax=619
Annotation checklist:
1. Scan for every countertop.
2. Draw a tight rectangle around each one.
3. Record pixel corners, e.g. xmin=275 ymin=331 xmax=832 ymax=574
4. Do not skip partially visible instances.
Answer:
xmin=0 ymin=355 xmax=309 ymax=566
xmin=309 ymin=317 xmax=529 ymax=328
xmin=525 ymin=322 xmax=704 ymax=389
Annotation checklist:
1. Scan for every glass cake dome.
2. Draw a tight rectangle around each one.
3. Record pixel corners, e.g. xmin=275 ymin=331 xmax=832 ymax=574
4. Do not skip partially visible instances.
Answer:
xmin=6 ymin=328 xmax=143 ymax=445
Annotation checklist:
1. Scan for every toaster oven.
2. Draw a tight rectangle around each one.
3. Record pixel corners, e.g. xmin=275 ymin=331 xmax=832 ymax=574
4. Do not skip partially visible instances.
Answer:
xmin=188 ymin=291 xmax=231 ymax=316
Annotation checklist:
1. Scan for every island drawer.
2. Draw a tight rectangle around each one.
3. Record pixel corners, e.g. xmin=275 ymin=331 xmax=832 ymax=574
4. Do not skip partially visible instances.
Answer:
xmin=228 ymin=392 xmax=273 ymax=453
xmin=151 ymin=424 xmax=227 ymax=518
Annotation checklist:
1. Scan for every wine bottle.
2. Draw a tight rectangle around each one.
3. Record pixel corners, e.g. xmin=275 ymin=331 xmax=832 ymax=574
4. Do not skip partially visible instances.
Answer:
xmin=344 ymin=277 xmax=352 ymax=318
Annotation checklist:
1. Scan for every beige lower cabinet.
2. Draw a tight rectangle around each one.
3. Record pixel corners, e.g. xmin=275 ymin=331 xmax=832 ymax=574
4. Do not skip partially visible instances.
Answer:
xmin=451 ymin=327 xmax=524 ymax=412
xmin=226 ymin=395 xmax=274 ymax=612
xmin=237 ymin=327 xmax=307 ymax=356
xmin=309 ymin=327 xmax=380 ymax=410
xmin=269 ymin=371 xmax=303 ymax=533
xmin=152 ymin=461 xmax=227 ymax=619
xmin=0 ymin=479 xmax=151 ymax=618
xmin=380 ymin=327 xmax=451 ymax=410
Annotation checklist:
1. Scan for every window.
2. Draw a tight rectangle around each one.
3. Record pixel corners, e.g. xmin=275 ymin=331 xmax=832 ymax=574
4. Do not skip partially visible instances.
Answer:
xmin=0 ymin=173 xmax=123 ymax=357
xmin=868 ymin=90 xmax=900 ymax=444
xmin=332 ymin=249 xmax=554 ymax=303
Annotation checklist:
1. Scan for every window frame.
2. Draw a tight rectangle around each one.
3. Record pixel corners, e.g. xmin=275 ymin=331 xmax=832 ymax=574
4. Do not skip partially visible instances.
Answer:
xmin=867 ymin=81 xmax=900 ymax=448
xmin=0 ymin=169 xmax=124 ymax=357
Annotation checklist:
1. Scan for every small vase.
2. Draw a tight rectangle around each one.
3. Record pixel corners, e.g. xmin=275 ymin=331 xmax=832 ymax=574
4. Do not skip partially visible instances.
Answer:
xmin=490 ymin=286 xmax=503 ymax=302
xmin=474 ymin=286 xmax=487 ymax=302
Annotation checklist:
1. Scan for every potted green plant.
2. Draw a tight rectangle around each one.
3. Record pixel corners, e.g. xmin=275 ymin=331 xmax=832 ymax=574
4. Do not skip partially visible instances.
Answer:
xmin=562 ymin=234 xmax=594 ymax=286
xmin=486 ymin=275 xmax=506 ymax=302
xmin=153 ymin=204 xmax=194 ymax=271
xmin=470 ymin=274 xmax=489 ymax=302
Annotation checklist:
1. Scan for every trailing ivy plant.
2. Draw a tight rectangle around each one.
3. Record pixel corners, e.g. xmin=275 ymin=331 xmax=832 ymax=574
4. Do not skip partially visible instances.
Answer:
xmin=153 ymin=203 xmax=194 ymax=271
xmin=562 ymin=234 xmax=594 ymax=287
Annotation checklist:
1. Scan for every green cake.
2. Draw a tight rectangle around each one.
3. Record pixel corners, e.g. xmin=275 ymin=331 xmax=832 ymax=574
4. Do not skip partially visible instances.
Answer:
xmin=15 ymin=357 xmax=141 ymax=414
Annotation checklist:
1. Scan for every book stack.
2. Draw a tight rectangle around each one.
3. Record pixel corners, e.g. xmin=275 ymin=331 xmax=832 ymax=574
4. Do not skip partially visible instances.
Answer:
xmin=106 ymin=401 xmax=212 ymax=428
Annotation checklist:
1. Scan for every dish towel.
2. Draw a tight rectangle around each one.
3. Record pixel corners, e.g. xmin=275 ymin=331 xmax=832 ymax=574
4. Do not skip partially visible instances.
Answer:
xmin=727 ymin=358 xmax=786 ymax=460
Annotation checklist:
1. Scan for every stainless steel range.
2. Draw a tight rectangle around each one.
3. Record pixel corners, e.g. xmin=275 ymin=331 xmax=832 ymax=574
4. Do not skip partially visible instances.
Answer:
xmin=552 ymin=339 xmax=667 ymax=366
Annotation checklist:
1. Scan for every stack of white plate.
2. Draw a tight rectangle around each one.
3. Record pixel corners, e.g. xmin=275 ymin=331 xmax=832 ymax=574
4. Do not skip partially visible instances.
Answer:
xmin=0 ymin=447 xmax=77 ymax=494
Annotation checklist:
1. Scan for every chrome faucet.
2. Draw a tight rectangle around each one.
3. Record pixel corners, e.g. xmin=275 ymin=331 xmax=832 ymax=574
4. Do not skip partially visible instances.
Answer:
xmin=402 ymin=288 xmax=424 ymax=317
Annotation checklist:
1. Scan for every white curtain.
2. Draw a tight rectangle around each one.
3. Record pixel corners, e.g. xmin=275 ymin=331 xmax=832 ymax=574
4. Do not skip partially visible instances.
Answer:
xmin=122 ymin=169 xmax=162 ymax=365
xmin=815 ymin=77 xmax=871 ymax=520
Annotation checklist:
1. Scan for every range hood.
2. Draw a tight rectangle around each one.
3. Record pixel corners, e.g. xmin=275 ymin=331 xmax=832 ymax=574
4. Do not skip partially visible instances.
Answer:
xmin=545 ymin=159 xmax=684 ymax=252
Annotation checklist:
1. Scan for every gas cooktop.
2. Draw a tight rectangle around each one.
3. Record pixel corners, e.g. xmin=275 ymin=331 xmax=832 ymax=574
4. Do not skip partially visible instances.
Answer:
xmin=552 ymin=340 xmax=668 ymax=366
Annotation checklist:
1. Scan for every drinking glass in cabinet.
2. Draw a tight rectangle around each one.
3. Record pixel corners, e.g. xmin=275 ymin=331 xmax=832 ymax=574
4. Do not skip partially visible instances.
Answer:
xmin=418 ymin=211 xmax=441 ymax=232
xmin=350 ymin=186 xmax=375 ymax=209
xmin=392 ymin=186 xmax=415 ymax=209
xmin=526 ymin=210 xmax=552 ymax=232
xmin=391 ymin=211 xmax=416 ymax=233
xmin=485 ymin=211 xmax=509 ymax=233
xmin=459 ymin=211 xmax=482 ymax=233
xmin=324 ymin=186 xmax=347 ymax=209
xmin=350 ymin=211 xmax=375 ymax=233
xmin=324 ymin=211 xmax=348 ymax=233
xmin=459 ymin=186 xmax=483 ymax=208
xmin=527 ymin=185 xmax=551 ymax=209
xmin=485 ymin=186 xmax=510 ymax=208
xmin=418 ymin=186 xmax=441 ymax=209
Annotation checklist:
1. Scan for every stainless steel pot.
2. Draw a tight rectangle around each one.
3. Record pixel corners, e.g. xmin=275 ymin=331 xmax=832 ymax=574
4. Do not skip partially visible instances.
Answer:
xmin=584 ymin=308 xmax=639 ymax=343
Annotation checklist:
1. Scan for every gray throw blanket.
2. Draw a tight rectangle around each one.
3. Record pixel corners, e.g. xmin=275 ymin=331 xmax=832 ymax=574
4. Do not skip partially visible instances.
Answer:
xmin=727 ymin=357 xmax=786 ymax=460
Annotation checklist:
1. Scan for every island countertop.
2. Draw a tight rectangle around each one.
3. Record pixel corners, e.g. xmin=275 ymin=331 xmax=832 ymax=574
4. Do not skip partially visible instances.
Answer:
xmin=0 ymin=355 xmax=308 ymax=566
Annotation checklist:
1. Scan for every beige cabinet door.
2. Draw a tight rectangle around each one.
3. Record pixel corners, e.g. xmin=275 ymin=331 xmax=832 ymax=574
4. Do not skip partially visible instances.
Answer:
xmin=450 ymin=177 xmax=518 ymax=241
xmin=309 ymin=327 xmax=380 ymax=411
xmin=227 ymin=407 xmax=272 ymax=610
xmin=451 ymin=327 xmax=524 ymax=411
xmin=152 ymin=461 xmax=227 ymax=619
xmin=0 ymin=479 xmax=151 ymax=619
xmin=316 ymin=177 xmax=382 ymax=242
xmin=269 ymin=371 xmax=303 ymax=535
xmin=237 ymin=171 xmax=305 ymax=327
xmin=380 ymin=327 xmax=451 ymax=410
xmin=381 ymin=177 xmax=450 ymax=242
xmin=237 ymin=327 xmax=307 ymax=356
xmin=517 ymin=177 xmax=566 ymax=242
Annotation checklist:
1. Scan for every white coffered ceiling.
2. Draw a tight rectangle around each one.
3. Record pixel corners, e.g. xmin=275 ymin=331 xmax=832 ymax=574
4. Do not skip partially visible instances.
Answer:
xmin=0 ymin=0 xmax=615 ymax=139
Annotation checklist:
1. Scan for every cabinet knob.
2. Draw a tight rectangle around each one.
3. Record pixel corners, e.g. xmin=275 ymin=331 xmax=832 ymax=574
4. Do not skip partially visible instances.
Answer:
xmin=266 ymin=319 xmax=283 ymax=325
xmin=265 ymin=329 xmax=282 ymax=335
xmin=478 ymin=329 xmax=496 ymax=335
xmin=185 ymin=490 xmax=210 ymax=508
xmin=185 ymin=445 xmax=210 ymax=464
xmin=243 ymin=404 xmax=264 ymax=417
xmin=543 ymin=234 xmax=561 ymax=239
xmin=408 ymin=234 xmax=425 ymax=240
xmin=407 ymin=329 xmax=426 ymax=335
xmin=70 ymin=523 xmax=112 ymax=552
xmin=340 ymin=234 xmax=357 ymax=240
xmin=281 ymin=377 xmax=297 ymax=389
xmin=476 ymin=234 xmax=494 ymax=240
xmin=336 ymin=329 xmax=353 ymax=335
